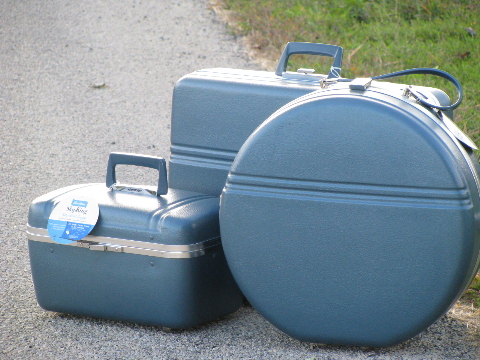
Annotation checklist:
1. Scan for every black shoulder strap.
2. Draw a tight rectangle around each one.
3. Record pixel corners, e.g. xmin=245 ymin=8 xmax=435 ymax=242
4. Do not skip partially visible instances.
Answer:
xmin=340 ymin=68 xmax=463 ymax=112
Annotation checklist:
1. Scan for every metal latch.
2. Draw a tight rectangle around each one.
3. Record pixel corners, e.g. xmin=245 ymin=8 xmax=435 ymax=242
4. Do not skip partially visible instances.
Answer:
xmin=349 ymin=78 xmax=372 ymax=91
xmin=89 ymin=244 xmax=107 ymax=251
xmin=297 ymin=68 xmax=315 ymax=74
xmin=106 ymin=245 xmax=125 ymax=253
xmin=77 ymin=241 xmax=125 ymax=253
xmin=281 ymin=70 xmax=327 ymax=82
xmin=403 ymin=85 xmax=440 ymax=106
xmin=404 ymin=86 xmax=478 ymax=150
xmin=110 ymin=184 xmax=157 ymax=196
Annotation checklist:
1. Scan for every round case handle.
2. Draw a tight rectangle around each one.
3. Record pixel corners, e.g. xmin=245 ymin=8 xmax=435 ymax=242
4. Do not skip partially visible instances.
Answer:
xmin=275 ymin=42 xmax=343 ymax=79
xmin=106 ymin=152 xmax=168 ymax=195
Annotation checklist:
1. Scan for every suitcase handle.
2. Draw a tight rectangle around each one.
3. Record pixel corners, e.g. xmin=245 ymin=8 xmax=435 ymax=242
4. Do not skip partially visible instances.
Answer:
xmin=275 ymin=42 xmax=343 ymax=79
xmin=106 ymin=152 xmax=168 ymax=195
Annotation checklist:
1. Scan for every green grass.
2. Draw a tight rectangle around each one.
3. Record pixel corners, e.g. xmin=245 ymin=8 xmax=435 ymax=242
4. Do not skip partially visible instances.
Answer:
xmin=222 ymin=0 xmax=480 ymax=308
xmin=222 ymin=0 xmax=480 ymax=143
xmin=462 ymin=273 xmax=480 ymax=307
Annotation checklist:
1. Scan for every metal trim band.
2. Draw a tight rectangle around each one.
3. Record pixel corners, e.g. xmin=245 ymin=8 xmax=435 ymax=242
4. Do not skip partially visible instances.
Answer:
xmin=26 ymin=225 xmax=221 ymax=259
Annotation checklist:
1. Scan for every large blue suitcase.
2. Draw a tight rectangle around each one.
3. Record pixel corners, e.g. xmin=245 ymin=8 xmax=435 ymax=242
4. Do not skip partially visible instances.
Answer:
xmin=169 ymin=43 xmax=345 ymax=196
xmin=219 ymin=54 xmax=480 ymax=347
xmin=27 ymin=153 xmax=242 ymax=328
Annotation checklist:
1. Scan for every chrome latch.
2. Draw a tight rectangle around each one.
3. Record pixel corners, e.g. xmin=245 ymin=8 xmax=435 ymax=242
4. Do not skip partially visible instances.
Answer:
xmin=319 ymin=77 xmax=339 ymax=89
xmin=281 ymin=69 xmax=327 ymax=82
xmin=297 ymin=68 xmax=315 ymax=74
xmin=106 ymin=245 xmax=125 ymax=253
xmin=403 ymin=85 xmax=435 ymax=104
xmin=77 ymin=241 xmax=125 ymax=253
xmin=89 ymin=244 xmax=107 ymax=251
xmin=110 ymin=184 xmax=157 ymax=196
xmin=349 ymin=78 xmax=372 ymax=91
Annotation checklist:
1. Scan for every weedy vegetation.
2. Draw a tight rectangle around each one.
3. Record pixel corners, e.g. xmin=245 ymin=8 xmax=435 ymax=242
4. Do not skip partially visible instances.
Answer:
xmin=221 ymin=0 xmax=479 ymax=144
xmin=219 ymin=0 xmax=480 ymax=313
xmin=463 ymin=273 xmax=480 ymax=307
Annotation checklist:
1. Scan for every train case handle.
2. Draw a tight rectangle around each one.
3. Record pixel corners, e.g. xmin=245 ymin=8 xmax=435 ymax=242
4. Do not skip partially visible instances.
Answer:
xmin=106 ymin=152 xmax=168 ymax=196
xmin=275 ymin=42 xmax=343 ymax=79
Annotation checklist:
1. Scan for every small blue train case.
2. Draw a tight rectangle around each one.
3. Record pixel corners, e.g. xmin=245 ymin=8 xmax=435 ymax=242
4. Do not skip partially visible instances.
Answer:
xmin=27 ymin=153 xmax=242 ymax=328
xmin=220 ymin=44 xmax=480 ymax=347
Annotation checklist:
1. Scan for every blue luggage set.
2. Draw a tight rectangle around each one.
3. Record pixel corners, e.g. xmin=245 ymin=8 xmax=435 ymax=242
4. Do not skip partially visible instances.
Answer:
xmin=27 ymin=43 xmax=480 ymax=347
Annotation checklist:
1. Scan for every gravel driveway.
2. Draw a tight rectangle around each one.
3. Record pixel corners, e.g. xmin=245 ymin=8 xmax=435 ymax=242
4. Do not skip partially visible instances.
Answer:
xmin=1 ymin=0 xmax=478 ymax=358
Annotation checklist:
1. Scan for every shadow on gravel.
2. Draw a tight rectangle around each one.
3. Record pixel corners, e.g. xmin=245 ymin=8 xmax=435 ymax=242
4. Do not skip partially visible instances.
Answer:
xmin=48 ymin=305 xmax=478 ymax=358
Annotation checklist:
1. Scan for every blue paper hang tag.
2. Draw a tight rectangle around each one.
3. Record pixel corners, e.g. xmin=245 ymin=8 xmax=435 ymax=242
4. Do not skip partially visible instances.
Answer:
xmin=47 ymin=197 xmax=99 ymax=244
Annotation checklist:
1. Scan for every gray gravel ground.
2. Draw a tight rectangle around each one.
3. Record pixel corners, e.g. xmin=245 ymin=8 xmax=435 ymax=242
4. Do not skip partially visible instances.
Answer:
xmin=1 ymin=0 xmax=479 ymax=359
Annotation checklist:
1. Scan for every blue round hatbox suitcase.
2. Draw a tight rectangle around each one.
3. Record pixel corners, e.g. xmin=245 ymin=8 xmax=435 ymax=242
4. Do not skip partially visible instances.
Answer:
xmin=219 ymin=66 xmax=480 ymax=347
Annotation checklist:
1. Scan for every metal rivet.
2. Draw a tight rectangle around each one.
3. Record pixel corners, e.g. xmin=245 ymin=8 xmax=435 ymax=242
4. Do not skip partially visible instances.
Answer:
xmin=50 ymin=248 xmax=54 ymax=253
xmin=150 ymin=262 xmax=154 ymax=266
xmin=149 ymin=236 xmax=154 ymax=240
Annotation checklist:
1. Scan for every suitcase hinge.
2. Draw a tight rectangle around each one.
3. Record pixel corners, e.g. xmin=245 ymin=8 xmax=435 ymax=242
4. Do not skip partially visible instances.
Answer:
xmin=77 ymin=241 xmax=91 ymax=249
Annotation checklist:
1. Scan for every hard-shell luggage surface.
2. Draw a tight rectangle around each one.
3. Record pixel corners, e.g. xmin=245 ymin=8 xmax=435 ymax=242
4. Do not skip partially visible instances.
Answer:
xmin=169 ymin=43 xmax=344 ymax=196
xmin=220 ymin=44 xmax=480 ymax=347
xmin=27 ymin=153 xmax=242 ymax=328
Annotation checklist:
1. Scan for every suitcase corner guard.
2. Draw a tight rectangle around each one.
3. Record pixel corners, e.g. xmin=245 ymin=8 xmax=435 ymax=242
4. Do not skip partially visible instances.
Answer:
xmin=26 ymin=225 xmax=221 ymax=259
